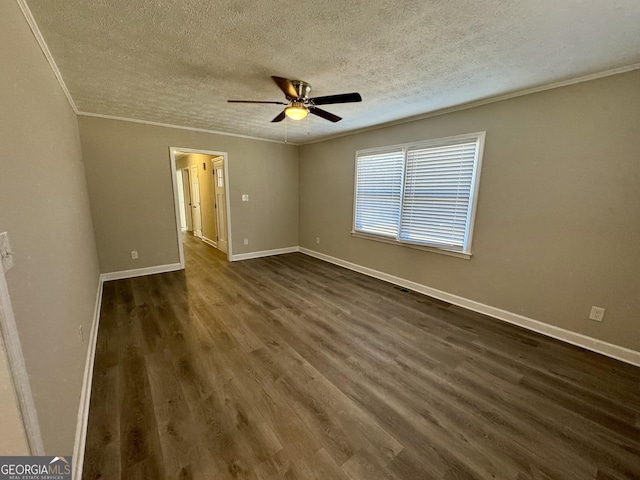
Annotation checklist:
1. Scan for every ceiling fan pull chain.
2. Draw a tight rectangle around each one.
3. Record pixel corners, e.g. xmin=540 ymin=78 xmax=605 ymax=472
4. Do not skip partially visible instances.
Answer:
xmin=284 ymin=115 xmax=288 ymax=144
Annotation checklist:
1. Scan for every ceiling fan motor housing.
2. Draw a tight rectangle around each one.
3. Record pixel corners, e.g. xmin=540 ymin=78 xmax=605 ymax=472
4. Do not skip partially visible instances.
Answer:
xmin=290 ymin=80 xmax=311 ymax=100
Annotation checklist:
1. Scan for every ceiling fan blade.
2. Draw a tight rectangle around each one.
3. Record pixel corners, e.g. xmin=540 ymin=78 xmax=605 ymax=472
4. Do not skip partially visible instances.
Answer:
xmin=310 ymin=107 xmax=342 ymax=123
xmin=271 ymin=111 xmax=286 ymax=123
xmin=272 ymin=76 xmax=299 ymax=98
xmin=227 ymin=100 xmax=288 ymax=105
xmin=310 ymin=92 xmax=362 ymax=105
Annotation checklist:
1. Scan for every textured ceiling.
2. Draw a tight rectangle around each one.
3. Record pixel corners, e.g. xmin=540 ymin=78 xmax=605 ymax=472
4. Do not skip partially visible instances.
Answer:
xmin=24 ymin=0 xmax=640 ymax=144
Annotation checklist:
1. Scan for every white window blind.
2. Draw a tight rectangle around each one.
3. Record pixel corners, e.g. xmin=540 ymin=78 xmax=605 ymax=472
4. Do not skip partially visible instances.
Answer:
xmin=353 ymin=133 xmax=484 ymax=255
xmin=400 ymin=142 xmax=478 ymax=248
xmin=354 ymin=150 xmax=404 ymax=237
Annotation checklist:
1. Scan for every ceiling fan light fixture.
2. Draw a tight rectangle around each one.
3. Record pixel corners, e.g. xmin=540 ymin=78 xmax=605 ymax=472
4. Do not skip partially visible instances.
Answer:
xmin=285 ymin=103 xmax=308 ymax=120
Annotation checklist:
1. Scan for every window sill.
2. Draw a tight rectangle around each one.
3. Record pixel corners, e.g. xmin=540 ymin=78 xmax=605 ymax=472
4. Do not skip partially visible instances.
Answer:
xmin=350 ymin=231 xmax=472 ymax=260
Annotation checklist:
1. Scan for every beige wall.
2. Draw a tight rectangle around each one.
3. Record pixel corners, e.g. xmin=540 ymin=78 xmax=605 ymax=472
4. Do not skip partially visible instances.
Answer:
xmin=0 ymin=0 xmax=100 ymax=454
xmin=78 ymin=117 xmax=299 ymax=272
xmin=299 ymin=70 xmax=640 ymax=352
xmin=176 ymin=153 xmax=218 ymax=242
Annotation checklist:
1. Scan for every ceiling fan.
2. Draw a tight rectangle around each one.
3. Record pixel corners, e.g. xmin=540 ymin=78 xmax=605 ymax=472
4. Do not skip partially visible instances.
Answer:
xmin=228 ymin=76 xmax=362 ymax=123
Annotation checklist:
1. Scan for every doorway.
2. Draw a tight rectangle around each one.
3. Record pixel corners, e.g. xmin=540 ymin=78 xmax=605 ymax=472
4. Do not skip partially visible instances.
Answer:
xmin=169 ymin=147 xmax=233 ymax=268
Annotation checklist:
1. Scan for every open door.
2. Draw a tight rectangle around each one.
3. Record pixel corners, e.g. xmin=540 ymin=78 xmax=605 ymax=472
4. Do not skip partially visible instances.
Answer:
xmin=181 ymin=168 xmax=192 ymax=231
xmin=190 ymin=165 xmax=202 ymax=237
xmin=176 ymin=170 xmax=187 ymax=230
xmin=213 ymin=158 xmax=228 ymax=254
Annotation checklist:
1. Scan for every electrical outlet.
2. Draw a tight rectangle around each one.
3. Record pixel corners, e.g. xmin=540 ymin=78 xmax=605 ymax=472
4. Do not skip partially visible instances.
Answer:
xmin=0 ymin=232 xmax=15 ymax=272
xmin=242 ymin=194 xmax=249 ymax=202
xmin=78 ymin=325 xmax=84 ymax=344
xmin=131 ymin=250 xmax=139 ymax=260
xmin=316 ymin=237 xmax=320 ymax=244
xmin=589 ymin=306 xmax=605 ymax=322
xmin=243 ymin=238 xmax=249 ymax=245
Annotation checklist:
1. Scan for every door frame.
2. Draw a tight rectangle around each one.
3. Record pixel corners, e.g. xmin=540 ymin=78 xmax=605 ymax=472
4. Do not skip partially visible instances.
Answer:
xmin=169 ymin=147 xmax=233 ymax=267
xmin=0 ymin=266 xmax=44 ymax=455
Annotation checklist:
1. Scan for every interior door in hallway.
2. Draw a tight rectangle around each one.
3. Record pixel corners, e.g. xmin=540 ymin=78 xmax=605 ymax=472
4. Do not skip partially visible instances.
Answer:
xmin=213 ymin=158 xmax=228 ymax=253
xmin=181 ymin=168 xmax=192 ymax=232
xmin=190 ymin=165 xmax=202 ymax=237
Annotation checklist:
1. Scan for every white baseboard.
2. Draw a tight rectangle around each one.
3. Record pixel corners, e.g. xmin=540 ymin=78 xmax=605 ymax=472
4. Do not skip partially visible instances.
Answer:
xmin=72 ymin=277 xmax=104 ymax=480
xmin=100 ymin=263 xmax=182 ymax=282
xmin=201 ymin=236 xmax=217 ymax=248
xmin=231 ymin=246 xmax=299 ymax=262
xmin=299 ymin=247 xmax=640 ymax=368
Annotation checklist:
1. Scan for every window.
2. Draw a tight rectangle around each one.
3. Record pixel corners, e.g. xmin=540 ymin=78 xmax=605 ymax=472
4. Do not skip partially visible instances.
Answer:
xmin=353 ymin=132 xmax=485 ymax=257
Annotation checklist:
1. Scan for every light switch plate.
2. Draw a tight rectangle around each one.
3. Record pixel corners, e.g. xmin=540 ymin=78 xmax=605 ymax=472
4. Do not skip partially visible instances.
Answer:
xmin=0 ymin=232 xmax=15 ymax=272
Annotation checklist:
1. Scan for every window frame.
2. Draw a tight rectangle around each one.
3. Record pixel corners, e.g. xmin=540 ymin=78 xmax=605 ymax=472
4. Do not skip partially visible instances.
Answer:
xmin=351 ymin=132 xmax=486 ymax=259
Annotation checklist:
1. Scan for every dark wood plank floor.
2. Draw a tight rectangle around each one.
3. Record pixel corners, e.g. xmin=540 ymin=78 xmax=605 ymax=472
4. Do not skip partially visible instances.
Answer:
xmin=83 ymin=234 xmax=640 ymax=479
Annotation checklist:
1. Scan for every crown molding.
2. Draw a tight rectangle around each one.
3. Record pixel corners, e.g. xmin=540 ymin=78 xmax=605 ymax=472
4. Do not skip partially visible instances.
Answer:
xmin=301 ymin=63 xmax=640 ymax=146
xmin=15 ymin=0 xmax=639 ymax=148
xmin=16 ymin=0 xmax=78 ymax=114
xmin=77 ymin=112 xmax=298 ymax=146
